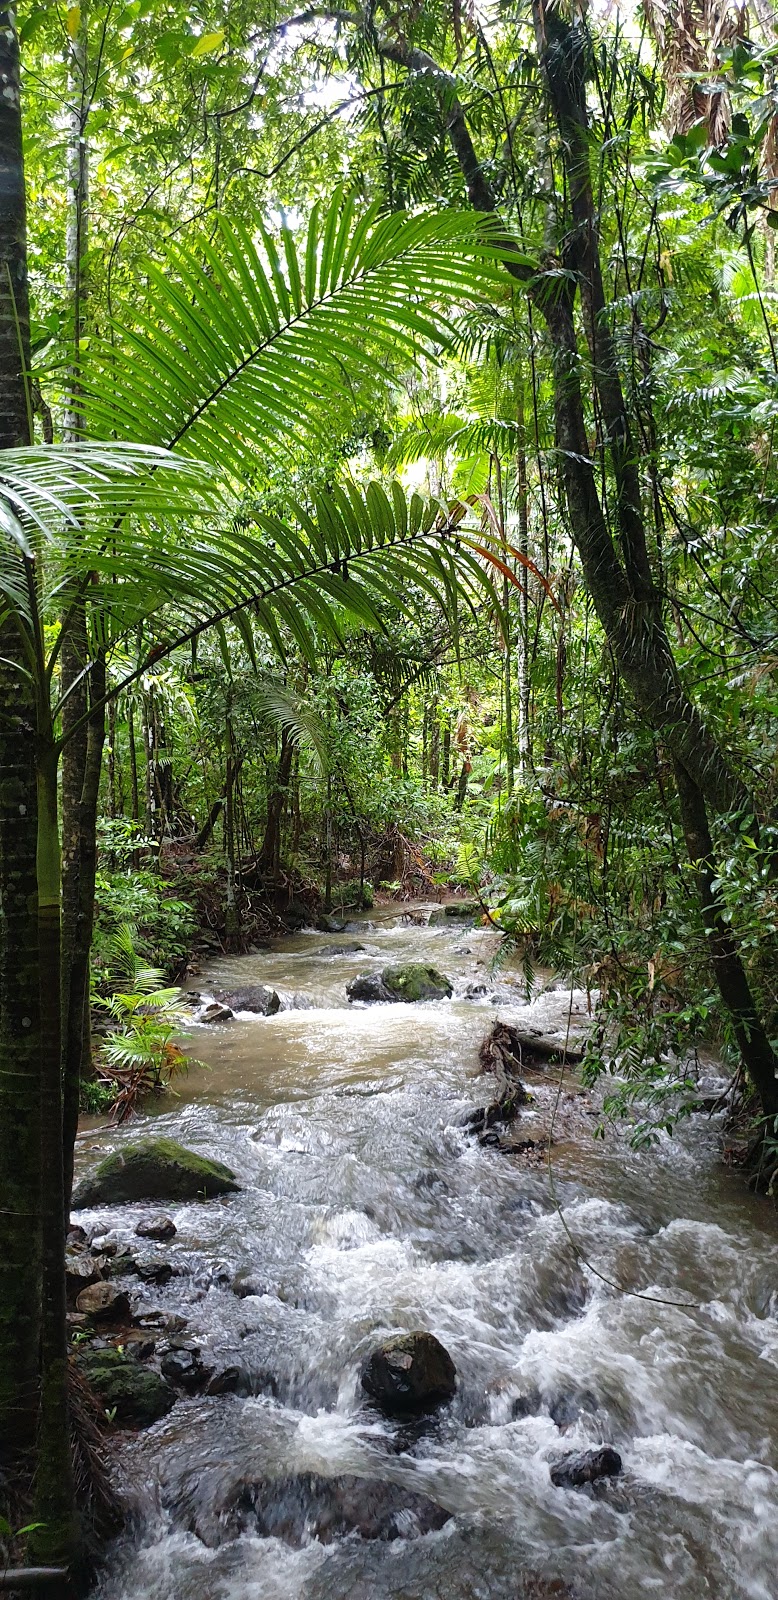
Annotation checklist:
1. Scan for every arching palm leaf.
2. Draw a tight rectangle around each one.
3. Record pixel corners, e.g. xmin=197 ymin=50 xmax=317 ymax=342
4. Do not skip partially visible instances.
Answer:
xmin=59 ymin=478 xmax=507 ymax=682
xmin=83 ymin=196 xmax=510 ymax=475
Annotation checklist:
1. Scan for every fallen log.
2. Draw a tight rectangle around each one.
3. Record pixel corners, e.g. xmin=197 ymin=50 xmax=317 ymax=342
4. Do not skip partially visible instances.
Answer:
xmin=479 ymin=1022 xmax=584 ymax=1077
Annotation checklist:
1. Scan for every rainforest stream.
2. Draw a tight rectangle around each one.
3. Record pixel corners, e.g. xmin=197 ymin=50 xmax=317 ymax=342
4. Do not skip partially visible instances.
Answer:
xmin=74 ymin=911 xmax=778 ymax=1600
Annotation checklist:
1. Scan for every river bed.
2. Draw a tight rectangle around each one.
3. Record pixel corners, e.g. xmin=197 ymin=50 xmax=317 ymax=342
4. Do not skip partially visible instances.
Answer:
xmin=74 ymin=909 xmax=778 ymax=1600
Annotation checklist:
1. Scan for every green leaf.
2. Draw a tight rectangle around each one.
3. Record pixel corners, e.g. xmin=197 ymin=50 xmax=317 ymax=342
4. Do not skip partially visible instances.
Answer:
xmin=190 ymin=28 xmax=225 ymax=57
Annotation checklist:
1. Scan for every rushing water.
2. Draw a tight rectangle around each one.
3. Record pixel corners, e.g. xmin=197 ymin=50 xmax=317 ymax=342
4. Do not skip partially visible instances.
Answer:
xmin=74 ymin=910 xmax=778 ymax=1600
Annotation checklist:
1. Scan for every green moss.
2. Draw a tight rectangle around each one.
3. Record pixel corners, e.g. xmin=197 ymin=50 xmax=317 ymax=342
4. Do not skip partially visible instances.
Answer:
xmin=76 ymin=1348 xmax=175 ymax=1428
xmin=72 ymin=1137 xmax=239 ymax=1208
xmin=381 ymin=963 xmax=453 ymax=1002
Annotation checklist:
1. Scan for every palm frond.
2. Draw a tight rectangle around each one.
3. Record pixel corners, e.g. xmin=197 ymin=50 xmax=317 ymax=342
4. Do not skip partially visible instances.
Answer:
xmin=54 ymin=479 xmax=507 ymax=672
xmin=0 ymin=444 xmax=216 ymax=554
xmin=254 ymin=681 xmax=331 ymax=772
xmin=83 ymin=197 xmax=514 ymax=476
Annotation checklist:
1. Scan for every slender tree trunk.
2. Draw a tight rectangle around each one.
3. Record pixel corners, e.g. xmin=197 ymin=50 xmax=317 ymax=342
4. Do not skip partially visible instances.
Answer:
xmin=142 ymin=690 xmax=154 ymax=838
xmin=259 ymin=727 xmax=292 ymax=874
xmin=455 ymin=760 xmax=471 ymax=812
xmin=62 ymin=655 xmax=105 ymax=1204
xmin=495 ymin=455 xmax=514 ymax=793
xmin=323 ymin=773 xmax=333 ymax=912
xmin=428 ymin=696 xmax=440 ymax=787
xmin=30 ymin=743 xmax=78 ymax=1570
xmin=516 ymin=386 xmax=531 ymax=773
xmin=128 ymin=700 xmax=139 ymax=822
xmin=441 ymin=716 xmax=451 ymax=788
xmin=224 ymin=714 xmax=241 ymax=946
xmin=196 ymin=795 xmax=224 ymax=851
xmin=0 ymin=0 xmax=41 ymax=1484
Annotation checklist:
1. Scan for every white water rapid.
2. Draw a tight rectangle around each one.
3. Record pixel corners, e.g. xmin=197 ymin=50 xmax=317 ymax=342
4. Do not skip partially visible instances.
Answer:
xmin=74 ymin=910 xmax=778 ymax=1600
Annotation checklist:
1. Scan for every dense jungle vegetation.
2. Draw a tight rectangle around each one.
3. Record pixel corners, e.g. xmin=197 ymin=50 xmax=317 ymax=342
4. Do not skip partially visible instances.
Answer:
xmin=2 ymin=0 xmax=778 ymax=1586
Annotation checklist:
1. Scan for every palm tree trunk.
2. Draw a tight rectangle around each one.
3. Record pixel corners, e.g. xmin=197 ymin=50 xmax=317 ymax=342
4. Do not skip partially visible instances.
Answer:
xmin=0 ymin=619 xmax=40 ymax=1465
xmin=0 ymin=0 xmax=41 ymax=1477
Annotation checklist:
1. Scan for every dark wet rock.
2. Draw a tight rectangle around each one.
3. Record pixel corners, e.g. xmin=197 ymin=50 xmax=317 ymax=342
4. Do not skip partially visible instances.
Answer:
xmin=131 ymin=1258 xmax=174 ymax=1286
xmin=217 ymin=983 xmax=281 ymax=1016
xmin=76 ymin=1347 xmax=176 ymax=1428
xmin=121 ymin=1330 xmax=157 ymax=1359
xmin=463 ymin=982 xmax=489 ymax=999
xmin=548 ymin=1389 xmax=600 ymax=1428
xmin=347 ymin=964 xmax=453 ymax=1005
xmin=67 ymin=1223 xmax=88 ymax=1245
xmin=219 ymin=1472 xmax=451 ymax=1547
xmin=160 ymin=1348 xmax=210 ymax=1391
xmin=320 ymin=940 xmax=368 ymax=958
xmin=510 ymin=1387 xmax=543 ymax=1420
xmin=279 ymin=991 xmax=315 ymax=1010
xmin=75 ymin=1281 xmax=130 ymax=1322
xmin=281 ymin=898 xmax=313 ymax=930
xmin=135 ymin=1214 xmax=177 ymax=1241
xmin=410 ymin=1169 xmax=450 ymax=1196
xmin=200 ymin=1002 xmax=234 ymax=1024
xmin=205 ymin=1364 xmax=252 ymax=1397
xmin=205 ymin=1364 xmax=278 ymax=1398
xmin=361 ymin=1331 xmax=457 ymax=1415
xmin=66 ymin=1249 xmax=108 ymax=1298
xmin=549 ymin=1447 xmax=622 ymax=1489
xmin=346 ymin=972 xmax=393 ymax=1004
xmin=138 ymin=1311 xmax=188 ymax=1333
xmin=72 ymin=1138 xmax=240 ymax=1207
xmin=315 ymin=915 xmax=348 ymax=933
xmin=428 ymin=901 xmax=480 ymax=925
xmin=231 ymin=1268 xmax=268 ymax=1299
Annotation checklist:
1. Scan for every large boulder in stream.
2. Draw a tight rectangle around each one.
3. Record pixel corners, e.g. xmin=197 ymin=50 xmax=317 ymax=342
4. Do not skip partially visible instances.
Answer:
xmin=428 ymin=901 xmax=480 ymax=926
xmin=346 ymin=972 xmax=393 ymax=1004
xmin=361 ymin=1330 xmax=457 ymax=1415
xmin=220 ymin=1471 xmax=451 ymax=1546
xmin=550 ymin=1447 xmax=622 ymax=1489
xmin=216 ymin=984 xmax=281 ymax=1016
xmin=347 ymin=964 xmax=453 ymax=1005
xmin=72 ymin=1138 xmax=240 ymax=1208
xmin=75 ymin=1348 xmax=176 ymax=1429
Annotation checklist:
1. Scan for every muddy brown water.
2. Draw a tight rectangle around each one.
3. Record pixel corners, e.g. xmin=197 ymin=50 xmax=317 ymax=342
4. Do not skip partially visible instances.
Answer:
xmin=75 ymin=911 xmax=778 ymax=1599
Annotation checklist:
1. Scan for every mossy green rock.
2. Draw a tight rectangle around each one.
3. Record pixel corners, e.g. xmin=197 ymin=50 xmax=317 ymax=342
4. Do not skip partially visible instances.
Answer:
xmin=76 ymin=1348 xmax=176 ymax=1429
xmin=381 ymin=964 xmax=453 ymax=1002
xmin=72 ymin=1138 xmax=239 ymax=1208
xmin=428 ymin=902 xmax=480 ymax=926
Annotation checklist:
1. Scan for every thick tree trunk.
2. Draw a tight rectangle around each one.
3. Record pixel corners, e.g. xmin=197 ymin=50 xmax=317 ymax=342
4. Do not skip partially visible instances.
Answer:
xmin=673 ymin=759 xmax=778 ymax=1120
xmin=0 ymin=1 xmax=40 ymax=1477
xmin=0 ymin=625 xmax=40 ymax=1465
